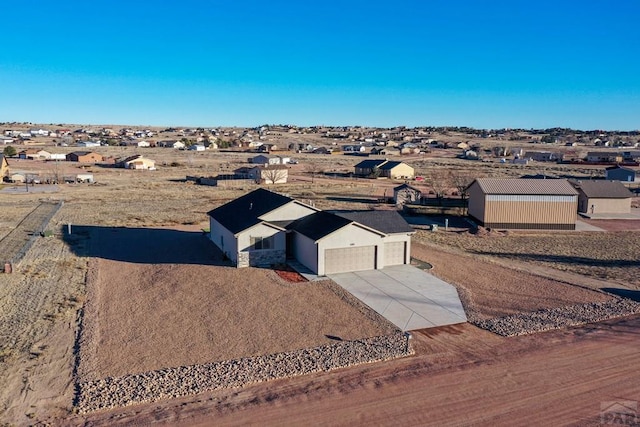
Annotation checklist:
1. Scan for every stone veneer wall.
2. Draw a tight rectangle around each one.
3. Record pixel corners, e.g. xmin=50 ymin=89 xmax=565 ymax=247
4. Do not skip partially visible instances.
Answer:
xmin=76 ymin=332 xmax=412 ymax=413
xmin=237 ymin=249 xmax=285 ymax=268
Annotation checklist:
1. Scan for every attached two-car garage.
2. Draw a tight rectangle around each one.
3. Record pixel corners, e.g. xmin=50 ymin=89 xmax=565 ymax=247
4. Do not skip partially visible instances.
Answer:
xmin=323 ymin=241 xmax=408 ymax=275
xmin=324 ymin=246 xmax=376 ymax=275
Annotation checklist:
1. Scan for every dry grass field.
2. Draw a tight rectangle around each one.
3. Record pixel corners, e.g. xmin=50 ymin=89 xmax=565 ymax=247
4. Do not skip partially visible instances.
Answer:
xmin=416 ymin=229 xmax=640 ymax=289
xmin=1 ymin=142 xmax=639 ymax=425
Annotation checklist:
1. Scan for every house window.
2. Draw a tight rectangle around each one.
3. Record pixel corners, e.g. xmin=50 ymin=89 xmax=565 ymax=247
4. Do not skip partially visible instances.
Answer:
xmin=251 ymin=236 xmax=273 ymax=250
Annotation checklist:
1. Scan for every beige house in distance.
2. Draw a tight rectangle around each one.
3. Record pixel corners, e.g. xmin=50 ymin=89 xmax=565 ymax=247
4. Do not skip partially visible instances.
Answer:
xmin=467 ymin=178 xmax=578 ymax=230
xmin=571 ymin=180 xmax=633 ymax=215
xmin=118 ymin=155 xmax=156 ymax=170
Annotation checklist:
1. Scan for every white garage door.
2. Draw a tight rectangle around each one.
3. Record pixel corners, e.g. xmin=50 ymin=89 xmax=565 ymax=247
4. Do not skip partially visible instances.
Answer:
xmin=384 ymin=241 xmax=406 ymax=266
xmin=325 ymin=246 xmax=375 ymax=274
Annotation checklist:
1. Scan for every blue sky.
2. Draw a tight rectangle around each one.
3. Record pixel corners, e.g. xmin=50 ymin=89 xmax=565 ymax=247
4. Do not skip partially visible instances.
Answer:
xmin=2 ymin=1 xmax=639 ymax=129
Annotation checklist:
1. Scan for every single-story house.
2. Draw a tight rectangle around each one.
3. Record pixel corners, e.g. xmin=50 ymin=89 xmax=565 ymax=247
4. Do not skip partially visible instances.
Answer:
xmin=522 ymin=151 xmax=562 ymax=162
xmin=571 ymin=180 xmax=633 ymax=215
xmin=189 ymin=144 xmax=206 ymax=151
xmin=251 ymin=154 xmax=281 ymax=165
xmin=1 ymin=137 xmax=14 ymax=145
xmin=48 ymin=153 xmax=67 ymax=161
xmin=66 ymin=151 xmax=103 ymax=163
xmin=117 ymin=155 xmax=156 ymax=170
xmin=379 ymin=161 xmax=415 ymax=179
xmin=342 ymin=144 xmax=366 ymax=153
xmin=76 ymin=141 xmax=101 ymax=148
xmin=8 ymin=172 xmax=25 ymax=183
xmin=605 ymin=165 xmax=636 ymax=182
xmin=0 ymin=154 xmax=8 ymax=177
xmin=586 ymin=152 xmax=623 ymax=163
xmin=353 ymin=159 xmax=414 ymax=179
xmin=393 ymin=183 xmax=422 ymax=205
xmin=207 ymin=189 xmax=414 ymax=275
xmin=467 ymin=178 xmax=578 ymax=230
xmin=247 ymin=165 xmax=288 ymax=184
xmin=136 ymin=140 xmax=151 ymax=148
xmin=158 ymin=140 xmax=186 ymax=149
xmin=19 ymin=149 xmax=51 ymax=160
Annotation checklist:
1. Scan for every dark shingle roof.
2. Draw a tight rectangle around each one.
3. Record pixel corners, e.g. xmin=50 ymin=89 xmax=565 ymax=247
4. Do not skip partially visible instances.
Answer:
xmin=333 ymin=210 xmax=414 ymax=234
xmin=207 ymin=188 xmax=293 ymax=234
xmin=393 ymin=183 xmax=420 ymax=192
xmin=571 ymin=180 xmax=633 ymax=198
xmin=354 ymin=159 xmax=386 ymax=169
xmin=605 ymin=165 xmax=635 ymax=172
xmin=379 ymin=161 xmax=403 ymax=170
xmin=288 ymin=211 xmax=353 ymax=241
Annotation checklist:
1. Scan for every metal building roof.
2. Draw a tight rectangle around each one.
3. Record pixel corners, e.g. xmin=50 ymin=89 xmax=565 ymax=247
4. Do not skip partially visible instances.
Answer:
xmin=473 ymin=178 xmax=578 ymax=196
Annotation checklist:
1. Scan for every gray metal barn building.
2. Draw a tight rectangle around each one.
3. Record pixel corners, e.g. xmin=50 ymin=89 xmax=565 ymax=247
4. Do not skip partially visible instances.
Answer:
xmin=467 ymin=178 xmax=578 ymax=230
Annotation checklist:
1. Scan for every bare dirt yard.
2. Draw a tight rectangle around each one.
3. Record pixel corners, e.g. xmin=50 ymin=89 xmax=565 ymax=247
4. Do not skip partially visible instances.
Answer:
xmin=73 ymin=225 xmax=396 ymax=382
xmin=416 ymin=228 xmax=640 ymax=289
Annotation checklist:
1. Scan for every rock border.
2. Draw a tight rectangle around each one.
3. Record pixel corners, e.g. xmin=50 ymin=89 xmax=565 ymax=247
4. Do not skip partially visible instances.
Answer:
xmin=473 ymin=298 xmax=640 ymax=337
xmin=76 ymin=332 xmax=412 ymax=413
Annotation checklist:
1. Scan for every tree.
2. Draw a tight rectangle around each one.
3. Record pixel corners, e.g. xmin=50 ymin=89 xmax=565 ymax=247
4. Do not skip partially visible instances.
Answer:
xmin=304 ymin=162 xmax=324 ymax=184
xmin=3 ymin=146 xmax=16 ymax=157
xmin=260 ymin=167 xmax=288 ymax=185
xmin=426 ymin=169 xmax=449 ymax=204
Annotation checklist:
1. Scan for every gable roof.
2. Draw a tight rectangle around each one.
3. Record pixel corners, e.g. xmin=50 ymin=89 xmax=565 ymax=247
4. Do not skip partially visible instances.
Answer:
xmin=571 ymin=180 xmax=633 ymax=198
xmin=605 ymin=165 xmax=635 ymax=173
xmin=208 ymin=188 xmax=294 ymax=234
xmin=394 ymin=183 xmax=421 ymax=192
xmin=354 ymin=159 xmax=387 ymax=169
xmin=288 ymin=211 xmax=353 ymax=241
xmin=333 ymin=210 xmax=414 ymax=234
xmin=379 ymin=161 xmax=407 ymax=170
xmin=472 ymin=178 xmax=578 ymax=196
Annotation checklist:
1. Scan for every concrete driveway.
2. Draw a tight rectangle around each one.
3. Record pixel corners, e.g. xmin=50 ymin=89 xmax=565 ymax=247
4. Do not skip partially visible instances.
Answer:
xmin=329 ymin=265 xmax=467 ymax=331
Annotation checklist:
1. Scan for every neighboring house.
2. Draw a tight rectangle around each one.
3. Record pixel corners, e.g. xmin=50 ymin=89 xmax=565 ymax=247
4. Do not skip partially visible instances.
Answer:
xmin=354 ymin=159 xmax=387 ymax=176
xmin=207 ymin=188 xmax=414 ymax=275
xmin=586 ymin=151 xmax=623 ymax=163
xmin=353 ymin=159 xmax=414 ymax=179
xmin=248 ymin=165 xmax=288 ymax=184
xmin=393 ymin=184 xmax=422 ymax=205
xmin=117 ymin=155 xmax=156 ymax=170
xmin=137 ymin=140 xmax=151 ymax=148
xmin=571 ymin=180 xmax=633 ymax=215
xmin=29 ymin=128 xmax=49 ymax=137
xmin=189 ymin=144 xmax=206 ymax=151
xmin=1 ymin=137 xmax=14 ymax=145
xmin=76 ymin=141 xmax=101 ymax=148
xmin=371 ymin=147 xmax=388 ymax=155
xmin=48 ymin=153 xmax=67 ymax=161
xmin=0 ymin=154 xmax=9 ymax=177
xmin=621 ymin=150 xmax=640 ymax=161
xmin=18 ymin=149 xmax=51 ymax=160
xmin=467 ymin=178 xmax=578 ymax=230
xmin=158 ymin=140 xmax=185 ymax=149
xmin=605 ymin=165 xmax=636 ymax=182
xmin=523 ymin=151 xmax=562 ymax=162
xmin=251 ymin=154 xmax=281 ymax=165
xmin=379 ymin=161 xmax=415 ymax=179
xmin=66 ymin=151 xmax=103 ymax=163
xmin=342 ymin=145 xmax=366 ymax=152
xmin=311 ymin=146 xmax=331 ymax=155
xmin=8 ymin=172 xmax=25 ymax=183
